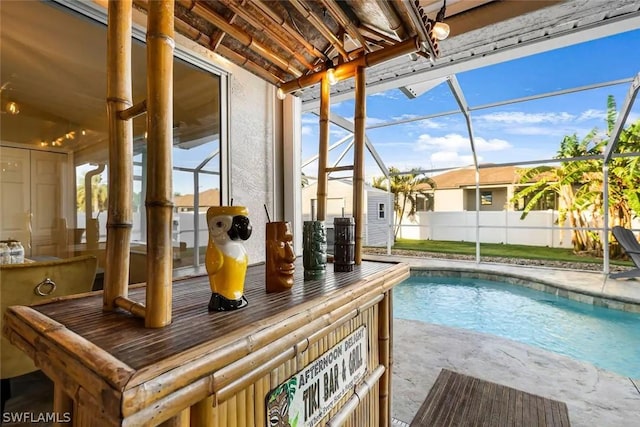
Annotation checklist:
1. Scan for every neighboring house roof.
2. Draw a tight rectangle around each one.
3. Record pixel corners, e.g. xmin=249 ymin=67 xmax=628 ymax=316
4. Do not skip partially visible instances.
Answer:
xmin=424 ymin=165 xmax=555 ymax=190
xmin=174 ymin=188 xmax=220 ymax=208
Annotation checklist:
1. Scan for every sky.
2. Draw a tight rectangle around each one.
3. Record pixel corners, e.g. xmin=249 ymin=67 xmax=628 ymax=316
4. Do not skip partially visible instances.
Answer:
xmin=301 ymin=28 xmax=640 ymax=182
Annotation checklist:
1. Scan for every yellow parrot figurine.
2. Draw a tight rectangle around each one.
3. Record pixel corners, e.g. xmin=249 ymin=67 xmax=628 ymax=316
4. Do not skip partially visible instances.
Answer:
xmin=205 ymin=206 xmax=252 ymax=311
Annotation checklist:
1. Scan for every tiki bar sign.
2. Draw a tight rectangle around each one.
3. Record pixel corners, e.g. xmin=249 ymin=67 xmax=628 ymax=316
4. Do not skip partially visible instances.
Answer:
xmin=266 ymin=326 xmax=368 ymax=426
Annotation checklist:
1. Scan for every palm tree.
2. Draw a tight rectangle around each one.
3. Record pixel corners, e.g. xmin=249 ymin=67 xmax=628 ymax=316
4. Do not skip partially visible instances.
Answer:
xmin=513 ymin=95 xmax=640 ymax=256
xmin=372 ymin=167 xmax=435 ymax=240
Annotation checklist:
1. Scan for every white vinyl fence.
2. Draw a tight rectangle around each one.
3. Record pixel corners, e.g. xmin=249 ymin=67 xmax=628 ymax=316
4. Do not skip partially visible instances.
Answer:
xmin=396 ymin=210 xmax=574 ymax=248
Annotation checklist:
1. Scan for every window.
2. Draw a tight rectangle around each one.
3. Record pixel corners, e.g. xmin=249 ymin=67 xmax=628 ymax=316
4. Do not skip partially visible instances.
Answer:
xmin=415 ymin=194 xmax=434 ymax=212
xmin=481 ymin=191 xmax=493 ymax=205
xmin=0 ymin=2 xmax=224 ymax=272
xmin=515 ymin=190 xmax=557 ymax=211
xmin=378 ymin=203 xmax=385 ymax=219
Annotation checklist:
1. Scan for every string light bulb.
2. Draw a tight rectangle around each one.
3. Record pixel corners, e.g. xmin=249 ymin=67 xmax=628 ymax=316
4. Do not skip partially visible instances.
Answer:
xmin=276 ymin=87 xmax=287 ymax=100
xmin=6 ymin=101 xmax=19 ymax=115
xmin=432 ymin=0 xmax=450 ymax=41
xmin=326 ymin=60 xmax=338 ymax=85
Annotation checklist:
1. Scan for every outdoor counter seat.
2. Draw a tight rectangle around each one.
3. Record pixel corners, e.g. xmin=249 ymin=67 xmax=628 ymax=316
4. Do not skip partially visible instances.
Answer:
xmin=611 ymin=226 xmax=640 ymax=279
xmin=410 ymin=369 xmax=571 ymax=426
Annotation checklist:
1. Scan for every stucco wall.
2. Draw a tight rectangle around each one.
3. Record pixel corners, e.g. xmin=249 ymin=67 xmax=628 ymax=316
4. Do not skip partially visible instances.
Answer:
xmin=434 ymin=189 xmax=463 ymax=211
xmin=228 ymin=66 xmax=276 ymax=264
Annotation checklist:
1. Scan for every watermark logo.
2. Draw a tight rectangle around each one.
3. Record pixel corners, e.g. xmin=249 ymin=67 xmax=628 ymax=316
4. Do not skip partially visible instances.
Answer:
xmin=2 ymin=412 xmax=72 ymax=424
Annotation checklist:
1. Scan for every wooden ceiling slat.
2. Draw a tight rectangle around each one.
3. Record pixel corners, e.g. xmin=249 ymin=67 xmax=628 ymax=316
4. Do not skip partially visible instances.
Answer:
xmin=358 ymin=23 xmax=399 ymax=46
xmin=179 ymin=0 xmax=304 ymax=78
xmin=217 ymin=0 xmax=316 ymax=71
xmin=373 ymin=0 xmax=407 ymax=40
xmin=246 ymin=0 xmax=326 ymax=61
xmin=320 ymin=0 xmax=371 ymax=53
xmin=288 ymin=0 xmax=349 ymax=60
xmin=174 ymin=16 xmax=283 ymax=85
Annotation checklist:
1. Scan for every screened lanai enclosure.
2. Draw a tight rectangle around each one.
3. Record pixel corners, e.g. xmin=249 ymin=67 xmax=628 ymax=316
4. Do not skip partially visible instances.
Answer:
xmin=299 ymin=3 xmax=640 ymax=274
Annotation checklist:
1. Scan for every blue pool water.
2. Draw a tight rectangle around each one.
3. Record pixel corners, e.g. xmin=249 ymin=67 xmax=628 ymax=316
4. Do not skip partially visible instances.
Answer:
xmin=394 ymin=276 xmax=640 ymax=378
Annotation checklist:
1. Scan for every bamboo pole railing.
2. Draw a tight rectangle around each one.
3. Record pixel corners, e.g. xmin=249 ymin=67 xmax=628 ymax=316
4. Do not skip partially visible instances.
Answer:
xmin=316 ymin=75 xmax=330 ymax=221
xmin=353 ymin=66 xmax=366 ymax=265
xmin=145 ymin=0 xmax=175 ymax=328
xmin=104 ymin=0 xmax=134 ymax=311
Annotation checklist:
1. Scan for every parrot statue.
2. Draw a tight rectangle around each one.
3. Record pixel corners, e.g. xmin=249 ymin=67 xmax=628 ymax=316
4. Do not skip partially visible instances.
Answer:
xmin=205 ymin=206 xmax=252 ymax=311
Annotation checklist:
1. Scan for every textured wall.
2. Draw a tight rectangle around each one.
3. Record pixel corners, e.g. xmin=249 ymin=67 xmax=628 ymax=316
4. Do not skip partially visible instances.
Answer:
xmin=228 ymin=66 xmax=276 ymax=264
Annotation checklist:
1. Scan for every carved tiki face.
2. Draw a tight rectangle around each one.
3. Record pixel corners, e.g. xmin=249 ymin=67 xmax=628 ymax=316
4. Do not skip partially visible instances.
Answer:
xmin=266 ymin=221 xmax=296 ymax=292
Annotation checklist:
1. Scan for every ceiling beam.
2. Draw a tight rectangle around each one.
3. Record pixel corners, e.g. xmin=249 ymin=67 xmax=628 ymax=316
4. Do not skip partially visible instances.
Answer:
xmin=302 ymin=2 xmax=640 ymax=110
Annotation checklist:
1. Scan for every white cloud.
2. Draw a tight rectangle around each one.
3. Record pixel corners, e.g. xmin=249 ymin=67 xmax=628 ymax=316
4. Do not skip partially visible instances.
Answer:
xmin=391 ymin=113 xmax=419 ymax=121
xmin=578 ymin=109 xmax=607 ymax=122
xmin=414 ymin=133 xmax=511 ymax=152
xmin=330 ymin=128 xmax=349 ymax=138
xmin=370 ymin=90 xmax=400 ymax=100
xmin=301 ymin=126 xmax=313 ymax=136
xmin=301 ymin=116 xmax=318 ymax=125
xmin=505 ymin=126 xmax=571 ymax=136
xmin=429 ymin=151 xmax=479 ymax=168
xmin=477 ymin=111 xmax=575 ymax=124
xmin=365 ymin=116 xmax=387 ymax=126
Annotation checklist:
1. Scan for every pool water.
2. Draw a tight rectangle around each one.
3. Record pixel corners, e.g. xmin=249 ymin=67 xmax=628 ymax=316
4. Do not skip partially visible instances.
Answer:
xmin=394 ymin=276 xmax=640 ymax=378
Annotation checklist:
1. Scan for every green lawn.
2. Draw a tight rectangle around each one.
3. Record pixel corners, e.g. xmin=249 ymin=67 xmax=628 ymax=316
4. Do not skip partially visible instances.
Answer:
xmin=392 ymin=238 xmax=633 ymax=266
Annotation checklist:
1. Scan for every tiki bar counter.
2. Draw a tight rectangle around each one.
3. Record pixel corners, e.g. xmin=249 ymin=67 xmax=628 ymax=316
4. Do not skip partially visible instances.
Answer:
xmin=3 ymin=260 xmax=409 ymax=426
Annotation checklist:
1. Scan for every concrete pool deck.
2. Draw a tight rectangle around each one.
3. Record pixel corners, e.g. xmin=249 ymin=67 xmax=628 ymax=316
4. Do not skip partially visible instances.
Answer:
xmin=366 ymin=255 xmax=640 ymax=426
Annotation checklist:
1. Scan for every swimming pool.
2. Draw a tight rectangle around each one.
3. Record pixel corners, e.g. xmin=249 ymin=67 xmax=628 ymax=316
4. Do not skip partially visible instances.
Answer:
xmin=394 ymin=275 xmax=640 ymax=379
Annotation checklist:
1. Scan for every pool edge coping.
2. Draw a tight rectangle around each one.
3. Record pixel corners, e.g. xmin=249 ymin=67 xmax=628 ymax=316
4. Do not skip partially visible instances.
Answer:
xmin=408 ymin=266 xmax=640 ymax=314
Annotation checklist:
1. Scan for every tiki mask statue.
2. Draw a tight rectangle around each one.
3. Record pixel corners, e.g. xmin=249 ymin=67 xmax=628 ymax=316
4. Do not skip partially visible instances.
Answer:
xmin=265 ymin=221 xmax=296 ymax=292
xmin=302 ymin=220 xmax=326 ymax=280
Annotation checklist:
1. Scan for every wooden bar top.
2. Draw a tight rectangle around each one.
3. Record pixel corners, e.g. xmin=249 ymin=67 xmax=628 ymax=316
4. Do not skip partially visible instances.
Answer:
xmin=4 ymin=260 xmax=409 ymax=395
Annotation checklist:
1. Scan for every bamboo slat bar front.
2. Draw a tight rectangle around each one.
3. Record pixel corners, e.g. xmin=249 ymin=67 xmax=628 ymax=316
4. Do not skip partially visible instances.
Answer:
xmin=3 ymin=261 xmax=409 ymax=426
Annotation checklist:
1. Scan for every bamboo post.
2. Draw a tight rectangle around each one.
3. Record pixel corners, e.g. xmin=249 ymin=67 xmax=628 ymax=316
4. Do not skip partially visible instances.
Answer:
xmin=378 ymin=291 xmax=391 ymax=427
xmin=145 ymin=0 xmax=175 ymax=328
xmin=317 ymin=75 xmax=330 ymax=221
xmin=104 ymin=0 xmax=133 ymax=311
xmin=353 ymin=66 xmax=366 ymax=264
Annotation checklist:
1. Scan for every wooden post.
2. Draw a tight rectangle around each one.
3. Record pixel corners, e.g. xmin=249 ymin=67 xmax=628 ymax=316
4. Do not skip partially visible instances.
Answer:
xmin=317 ymin=75 xmax=330 ymax=221
xmin=104 ymin=0 xmax=133 ymax=311
xmin=353 ymin=66 xmax=366 ymax=264
xmin=53 ymin=385 xmax=73 ymax=427
xmin=145 ymin=0 xmax=175 ymax=328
